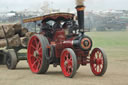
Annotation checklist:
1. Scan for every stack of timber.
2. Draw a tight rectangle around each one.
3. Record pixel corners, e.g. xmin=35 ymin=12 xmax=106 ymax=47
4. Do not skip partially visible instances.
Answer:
xmin=0 ymin=23 xmax=35 ymax=48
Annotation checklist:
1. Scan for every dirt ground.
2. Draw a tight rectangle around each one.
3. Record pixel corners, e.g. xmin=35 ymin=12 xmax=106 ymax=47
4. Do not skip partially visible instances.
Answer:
xmin=0 ymin=31 xmax=128 ymax=85
xmin=0 ymin=56 xmax=128 ymax=85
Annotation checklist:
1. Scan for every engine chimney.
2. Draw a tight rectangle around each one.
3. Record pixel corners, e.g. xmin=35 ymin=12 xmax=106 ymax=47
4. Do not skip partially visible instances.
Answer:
xmin=76 ymin=5 xmax=85 ymax=33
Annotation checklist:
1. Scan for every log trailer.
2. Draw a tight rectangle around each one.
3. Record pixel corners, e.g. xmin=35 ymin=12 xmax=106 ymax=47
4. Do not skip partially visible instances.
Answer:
xmin=23 ymin=5 xmax=108 ymax=78
xmin=0 ymin=25 xmax=28 ymax=69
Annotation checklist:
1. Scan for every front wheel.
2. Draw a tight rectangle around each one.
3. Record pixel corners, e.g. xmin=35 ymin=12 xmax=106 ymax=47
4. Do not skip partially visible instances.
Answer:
xmin=90 ymin=48 xmax=107 ymax=76
xmin=60 ymin=48 xmax=77 ymax=78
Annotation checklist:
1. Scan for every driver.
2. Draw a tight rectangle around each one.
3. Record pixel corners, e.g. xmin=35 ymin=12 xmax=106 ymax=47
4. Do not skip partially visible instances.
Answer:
xmin=40 ymin=21 xmax=51 ymax=32
xmin=53 ymin=20 xmax=61 ymax=29
xmin=63 ymin=22 xmax=69 ymax=36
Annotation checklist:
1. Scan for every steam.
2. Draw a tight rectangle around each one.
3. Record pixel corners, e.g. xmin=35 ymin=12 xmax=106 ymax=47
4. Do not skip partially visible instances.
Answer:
xmin=76 ymin=0 xmax=85 ymax=5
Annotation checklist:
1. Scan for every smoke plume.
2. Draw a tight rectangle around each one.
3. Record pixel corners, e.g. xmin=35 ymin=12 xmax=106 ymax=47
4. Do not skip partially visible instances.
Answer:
xmin=76 ymin=0 xmax=85 ymax=5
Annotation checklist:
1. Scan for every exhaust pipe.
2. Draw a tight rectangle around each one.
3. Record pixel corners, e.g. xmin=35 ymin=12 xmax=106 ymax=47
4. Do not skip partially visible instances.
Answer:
xmin=76 ymin=5 xmax=85 ymax=33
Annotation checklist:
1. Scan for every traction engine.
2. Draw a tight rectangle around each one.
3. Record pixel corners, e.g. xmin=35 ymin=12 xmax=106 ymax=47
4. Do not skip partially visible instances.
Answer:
xmin=24 ymin=5 xmax=108 ymax=78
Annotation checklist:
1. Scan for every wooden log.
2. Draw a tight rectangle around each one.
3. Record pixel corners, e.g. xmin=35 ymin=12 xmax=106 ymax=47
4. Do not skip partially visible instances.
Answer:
xmin=20 ymin=37 xmax=29 ymax=47
xmin=0 ymin=23 xmax=22 ymax=39
xmin=0 ymin=25 xmax=15 ymax=39
xmin=0 ymin=23 xmax=24 ymax=39
xmin=0 ymin=34 xmax=21 ymax=48
xmin=19 ymin=28 xmax=28 ymax=37
xmin=25 ymin=32 xmax=35 ymax=38
xmin=12 ymin=23 xmax=22 ymax=33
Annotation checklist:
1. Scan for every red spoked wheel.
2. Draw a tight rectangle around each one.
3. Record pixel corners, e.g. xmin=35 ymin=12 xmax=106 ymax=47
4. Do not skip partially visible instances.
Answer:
xmin=90 ymin=48 xmax=107 ymax=76
xmin=27 ymin=34 xmax=49 ymax=74
xmin=60 ymin=48 xmax=77 ymax=78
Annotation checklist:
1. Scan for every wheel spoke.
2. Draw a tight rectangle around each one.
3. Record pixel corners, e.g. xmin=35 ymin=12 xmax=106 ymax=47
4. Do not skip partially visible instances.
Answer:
xmin=95 ymin=64 xmax=97 ymax=69
xmin=99 ymin=52 xmax=101 ymax=58
xmin=37 ymin=43 xmax=41 ymax=50
xmin=38 ymin=45 xmax=42 ymax=51
xmin=97 ymin=51 xmax=100 ymax=59
xmin=66 ymin=67 xmax=68 ymax=72
xmin=67 ymin=54 xmax=72 ymax=75
xmin=31 ymin=44 xmax=37 ymax=50
xmin=30 ymin=54 xmax=34 ymax=57
xmin=67 ymin=67 xmax=72 ymax=74
xmin=95 ymin=66 xmax=97 ymax=72
xmin=38 ymin=56 xmax=42 ymax=61
xmin=36 ymin=62 xmax=40 ymax=71
xmin=37 ymin=57 xmax=41 ymax=64
xmin=68 ymin=68 xmax=70 ymax=74
xmin=34 ymin=38 xmax=37 ymax=46
xmin=99 ymin=65 xmax=102 ymax=72
xmin=38 ymin=50 xmax=42 ymax=56
xmin=99 ymin=54 xmax=103 ymax=65
xmin=70 ymin=68 xmax=73 ymax=73
xmin=68 ymin=59 xmax=72 ymax=67
xmin=32 ymin=59 xmax=38 ymax=68
xmin=65 ymin=53 xmax=69 ymax=59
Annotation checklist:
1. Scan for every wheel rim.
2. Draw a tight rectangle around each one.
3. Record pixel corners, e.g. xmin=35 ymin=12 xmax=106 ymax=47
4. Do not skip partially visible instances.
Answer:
xmin=90 ymin=48 xmax=104 ymax=75
xmin=27 ymin=35 xmax=43 ymax=73
xmin=61 ymin=50 xmax=73 ymax=77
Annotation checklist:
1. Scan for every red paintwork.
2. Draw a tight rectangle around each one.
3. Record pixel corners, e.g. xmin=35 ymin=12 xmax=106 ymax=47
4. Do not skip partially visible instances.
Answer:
xmin=53 ymin=29 xmax=66 ymax=41
xmin=41 ymin=28 xmax=89 ymax=65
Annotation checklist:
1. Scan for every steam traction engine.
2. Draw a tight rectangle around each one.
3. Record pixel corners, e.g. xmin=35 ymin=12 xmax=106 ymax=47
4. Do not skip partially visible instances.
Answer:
xmin=23 ymin=5 xmax=107 ymax=78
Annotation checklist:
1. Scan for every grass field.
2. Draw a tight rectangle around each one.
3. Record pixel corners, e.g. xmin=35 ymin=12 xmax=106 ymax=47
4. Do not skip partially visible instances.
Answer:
xmin=87 ymin=31 xmax=128 ymax=47
xmin=87 ymin=31 xmax=128 ymax=60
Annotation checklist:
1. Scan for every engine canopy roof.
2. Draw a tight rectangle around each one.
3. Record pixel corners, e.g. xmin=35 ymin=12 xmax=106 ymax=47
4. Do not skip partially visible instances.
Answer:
xmin=23 ymin=13 xmax=75 ymax=23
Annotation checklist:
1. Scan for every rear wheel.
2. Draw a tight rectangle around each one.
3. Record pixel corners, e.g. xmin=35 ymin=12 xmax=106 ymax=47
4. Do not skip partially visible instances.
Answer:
xmin=77 ymin=64 xmax=80 ymax=71
xmin=6 ymin=49 xmax=17 ymax=69
xmin=27 ymin=34 xmax=49 ymax=74
xmin=60 ymin=48 xmax=77 ymax=78
xmin=90 ymin=48 xmax=107 ymax=76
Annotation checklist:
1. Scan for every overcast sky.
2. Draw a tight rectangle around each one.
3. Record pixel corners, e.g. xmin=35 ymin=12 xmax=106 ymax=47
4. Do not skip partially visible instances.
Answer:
xmin=0 ymin=0 xmax=128 ymax=12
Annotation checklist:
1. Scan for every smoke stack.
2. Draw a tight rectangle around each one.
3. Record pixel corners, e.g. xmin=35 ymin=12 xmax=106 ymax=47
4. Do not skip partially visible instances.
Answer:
xmin=76 ymin=5 xmax=85 ymax=32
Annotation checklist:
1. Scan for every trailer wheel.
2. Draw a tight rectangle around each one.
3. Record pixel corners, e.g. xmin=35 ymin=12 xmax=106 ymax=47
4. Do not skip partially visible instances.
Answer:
xmin=6 ymin=49 xmax=17 ymax=69
xmin=27 ymin=34 xmax=49 ymax=74
xmin=0 ymin=50 xmax=7 ymax=65
xmin=90 ymin=48 xmax=107 ymax=76
xmin=60 ymin=48 xmax=77 ymax=78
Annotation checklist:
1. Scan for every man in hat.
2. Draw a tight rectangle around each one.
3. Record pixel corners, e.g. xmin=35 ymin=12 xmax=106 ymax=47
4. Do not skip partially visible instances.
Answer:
xmin=40 ymin=21 xmax=51 ymax=32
